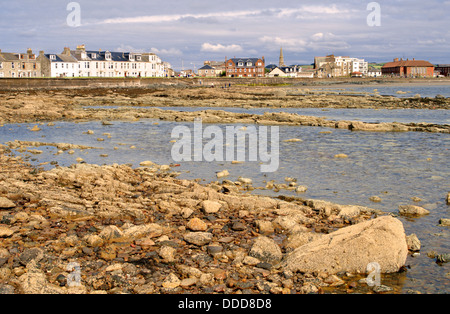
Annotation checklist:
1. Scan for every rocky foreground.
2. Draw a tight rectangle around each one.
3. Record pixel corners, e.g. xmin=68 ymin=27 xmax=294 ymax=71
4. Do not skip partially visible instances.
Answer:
xmin=0 ymin=144 xmax=412 ymax=294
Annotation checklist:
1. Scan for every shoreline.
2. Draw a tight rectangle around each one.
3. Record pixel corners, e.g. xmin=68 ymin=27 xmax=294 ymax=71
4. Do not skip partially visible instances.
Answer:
xmin=0 ymin=146 xmax=411 ymax=294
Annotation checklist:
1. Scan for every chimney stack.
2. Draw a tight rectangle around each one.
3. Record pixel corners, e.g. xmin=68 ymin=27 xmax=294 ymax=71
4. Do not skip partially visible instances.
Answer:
xmin=62 ymin=47 xmax=71 ymax=56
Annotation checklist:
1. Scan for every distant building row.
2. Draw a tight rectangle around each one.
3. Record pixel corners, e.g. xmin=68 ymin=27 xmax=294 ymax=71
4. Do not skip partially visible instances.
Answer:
xmin=0 ymin=45 xmax=172 ymax=78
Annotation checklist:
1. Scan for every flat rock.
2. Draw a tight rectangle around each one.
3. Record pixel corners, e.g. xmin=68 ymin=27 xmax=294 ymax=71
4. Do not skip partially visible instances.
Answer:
xmin=399 ymin=205 xmax=430 ymax=216
xmin=184 ymin=232 xmax=213 ymax=246
xmin=282 ymin=216 xmax=408 ymax=275
xmin=0 ymin=226 xmax=14 ymax=238
xmin=0 ymin=197 xmax=15 ymax=209
xmin=249 ymin=236 xmax=282 ymax=265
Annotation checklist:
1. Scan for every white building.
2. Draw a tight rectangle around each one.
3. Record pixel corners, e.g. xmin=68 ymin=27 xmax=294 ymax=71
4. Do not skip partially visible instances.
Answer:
xmin=38 ymin=45 xmax=171 ymax=78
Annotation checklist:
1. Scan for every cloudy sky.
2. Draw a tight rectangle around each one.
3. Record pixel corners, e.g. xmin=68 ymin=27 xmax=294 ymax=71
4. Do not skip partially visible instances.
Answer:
xmin=1 ymin=0 xmax=449 ymax=70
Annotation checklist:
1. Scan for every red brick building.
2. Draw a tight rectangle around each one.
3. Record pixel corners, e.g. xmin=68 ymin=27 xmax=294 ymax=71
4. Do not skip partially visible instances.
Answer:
xmin=225 ymin=57 xmax=265 ymax=77
xmin=382 ymin=58 xmax=434 ymax=77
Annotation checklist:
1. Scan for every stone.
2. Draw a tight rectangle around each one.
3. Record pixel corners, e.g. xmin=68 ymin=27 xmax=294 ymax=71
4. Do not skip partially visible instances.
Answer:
xmin=99 ymin=225 xmax=124 ymax=241
xmin=186 ymin=218 xmax=208 ymax=231
xmin=0 ymin=226 xmax=14 ymax=238
xmin=399 ymin=205 xmax=430 ymax=216
xmin=249 ymin=236 xmax=282 ymax=265
xmin=439 ymin=218 xmax=450 ymax=227
xmin=84 ymin=234 xmax=104 ymax=247
xmin=238 ymin=177 xmax=253 ymax=185
xmin=255 ymin=220 xmax=275 ymax=234
xmin=139 ymin=161 xmax=155 ymax=167
xmin=123 ymin=223 xmax=163 ymax=239
xmin=201 ymin=200 xmax=222 ymax=214
xmin=162 ymin=273 xmax=181 ymax=290
xmin=159 ymin=246 xmax=177 ymax=263
xmin=19 ymin=248 xmax=44 ymax=266
xmin=0 ymin=197 xmax=15 ymax=209
xmin=334 ymin=154 xmax=348 ymax=158
xmin=295 ymin=186 xmax=308 ymax=193
xmin=447 ymin=192 xmax=450 ymax=205
xmin=216 ymin=170 xmax=229 ymax=178
xmin=406 ymin=234 xmax=421 ymax=252
xmin=184 ymin=232 xmax=213 ymax=246
xmin=282 ymin=216 xmax=408 ymax=275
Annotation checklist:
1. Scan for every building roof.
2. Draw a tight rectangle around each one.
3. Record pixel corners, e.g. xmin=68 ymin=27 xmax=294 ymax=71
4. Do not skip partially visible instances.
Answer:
xmin=44 ymin=54 xmax=78 ymax=63
xmin=383 ymin=60 xmax=434 ymax=68
xmin=0 ymin=52 xmax=19 ymax=61
xmin=228 ymin=58 xmax=262 ymax=67
xmin=199 ymin=64 xmax=214 ymax=70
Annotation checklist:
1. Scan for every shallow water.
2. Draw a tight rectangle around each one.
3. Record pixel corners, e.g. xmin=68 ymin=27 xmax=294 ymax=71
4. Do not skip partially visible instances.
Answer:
xmin=0 ymin=119 xmax=449 ymax=293
xmin=307 ymin=84 xmax=450 ymax=98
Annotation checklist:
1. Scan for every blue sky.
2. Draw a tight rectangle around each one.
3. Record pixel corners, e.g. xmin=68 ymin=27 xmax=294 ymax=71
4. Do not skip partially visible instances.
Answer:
xmin=1 ymin=0 xmax=449 ymax=70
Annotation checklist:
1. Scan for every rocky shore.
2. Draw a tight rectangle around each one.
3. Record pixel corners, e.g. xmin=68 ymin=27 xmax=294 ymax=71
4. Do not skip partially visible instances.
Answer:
xmin=0 ymin=144 xmax=413 ymax=294
xmin=0 ymin=86 xmax=449 ymax=133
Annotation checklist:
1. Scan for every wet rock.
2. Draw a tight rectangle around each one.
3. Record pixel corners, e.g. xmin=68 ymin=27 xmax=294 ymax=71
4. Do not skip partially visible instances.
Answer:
xmin=406 ymin=234 xmax=421 ymax=252
xmin=282 ymin=216 xmax=408 ymax=275
xmin=0 ymin=197 xmax=15 ymax=209
xmin=334 ymin=154 xmax=348 ymax=159
xmin=446 ymin=192 xmax=450 ymax=205
xmin=399 ymin=205 xmax=430 ymax=216
xmin=249 ymin=236 xmax=282 ymax=265
xmin=436 ymin=254 xmax=450 ymax=263
xmin=216 ymin=170 xmax=229 ymax=178
xmin=439 ymin=218 xmax=450 ymax=227
xmin=373 ymin=285 xmax=393 ymax=293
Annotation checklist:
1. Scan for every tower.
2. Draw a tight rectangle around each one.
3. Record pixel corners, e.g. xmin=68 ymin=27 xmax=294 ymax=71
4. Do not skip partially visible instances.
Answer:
xmin=279 ymin=47 xmax=285 ymax=67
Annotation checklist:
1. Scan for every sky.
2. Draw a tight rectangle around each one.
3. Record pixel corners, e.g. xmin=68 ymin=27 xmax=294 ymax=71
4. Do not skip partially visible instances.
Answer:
xmin=1 ymin=0 xmax=450 ymax=70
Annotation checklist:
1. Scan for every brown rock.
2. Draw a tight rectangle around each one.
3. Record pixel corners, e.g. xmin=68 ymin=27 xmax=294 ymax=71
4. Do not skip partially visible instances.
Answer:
xmin=186 ymin=218 xmax=208 ymax=231
xmin=282 ymin=216 xmax=408 ymax=275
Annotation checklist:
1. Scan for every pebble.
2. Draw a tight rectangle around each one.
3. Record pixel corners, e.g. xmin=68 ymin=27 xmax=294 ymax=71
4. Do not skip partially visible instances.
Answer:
xmin=184 ymin=232 xmax=213 ymax=246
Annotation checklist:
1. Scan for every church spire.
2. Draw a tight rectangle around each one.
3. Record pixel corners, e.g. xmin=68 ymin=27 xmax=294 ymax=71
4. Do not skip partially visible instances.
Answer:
xmin=279 ymin=46 xmax=285 ymax=67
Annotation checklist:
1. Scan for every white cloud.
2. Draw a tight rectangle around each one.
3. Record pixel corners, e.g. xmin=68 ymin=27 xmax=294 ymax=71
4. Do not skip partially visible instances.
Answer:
xmin=98 ymin=5 xmax=355 ymax=25
xmin=260 ymin=36 xmax=307 ymax=49
xmin=200 ymin=43 xmax=243 ymax=53
xmin=150 ymin=47 xmax=183 ymax=56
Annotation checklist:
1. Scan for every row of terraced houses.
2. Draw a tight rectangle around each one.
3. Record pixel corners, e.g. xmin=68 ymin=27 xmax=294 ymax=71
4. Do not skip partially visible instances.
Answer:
xmin=0 ymin=45 xmax=173 ymax=78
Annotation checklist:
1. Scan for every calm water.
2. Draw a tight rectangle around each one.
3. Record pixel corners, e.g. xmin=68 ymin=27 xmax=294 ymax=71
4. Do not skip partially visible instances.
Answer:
xmin=0 ymin=118 xmax=449 ymax=293
xmin=307 ymin=84 xmax=450 ymax=98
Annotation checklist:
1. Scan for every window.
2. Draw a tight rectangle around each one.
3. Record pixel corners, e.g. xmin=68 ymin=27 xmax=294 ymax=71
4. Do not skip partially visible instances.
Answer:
xmin=105 ymin=53 xmax=111 ymax=61
xmin=247 ymin=62 xmax=252 ymax=66
xmin=238 ymin=62 xmax=243 ymax=66
xmin=11 ymin=62 xmax=15 ymax=69
xmin=0 ymin=62 xmax=3 ymax=69
xmin=50 ymin=55 xmax=56 ymax=60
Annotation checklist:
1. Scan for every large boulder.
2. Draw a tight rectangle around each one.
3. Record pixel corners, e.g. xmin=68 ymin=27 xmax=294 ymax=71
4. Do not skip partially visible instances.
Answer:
xmin=282 ymin=216 xmax=408 ymax=275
